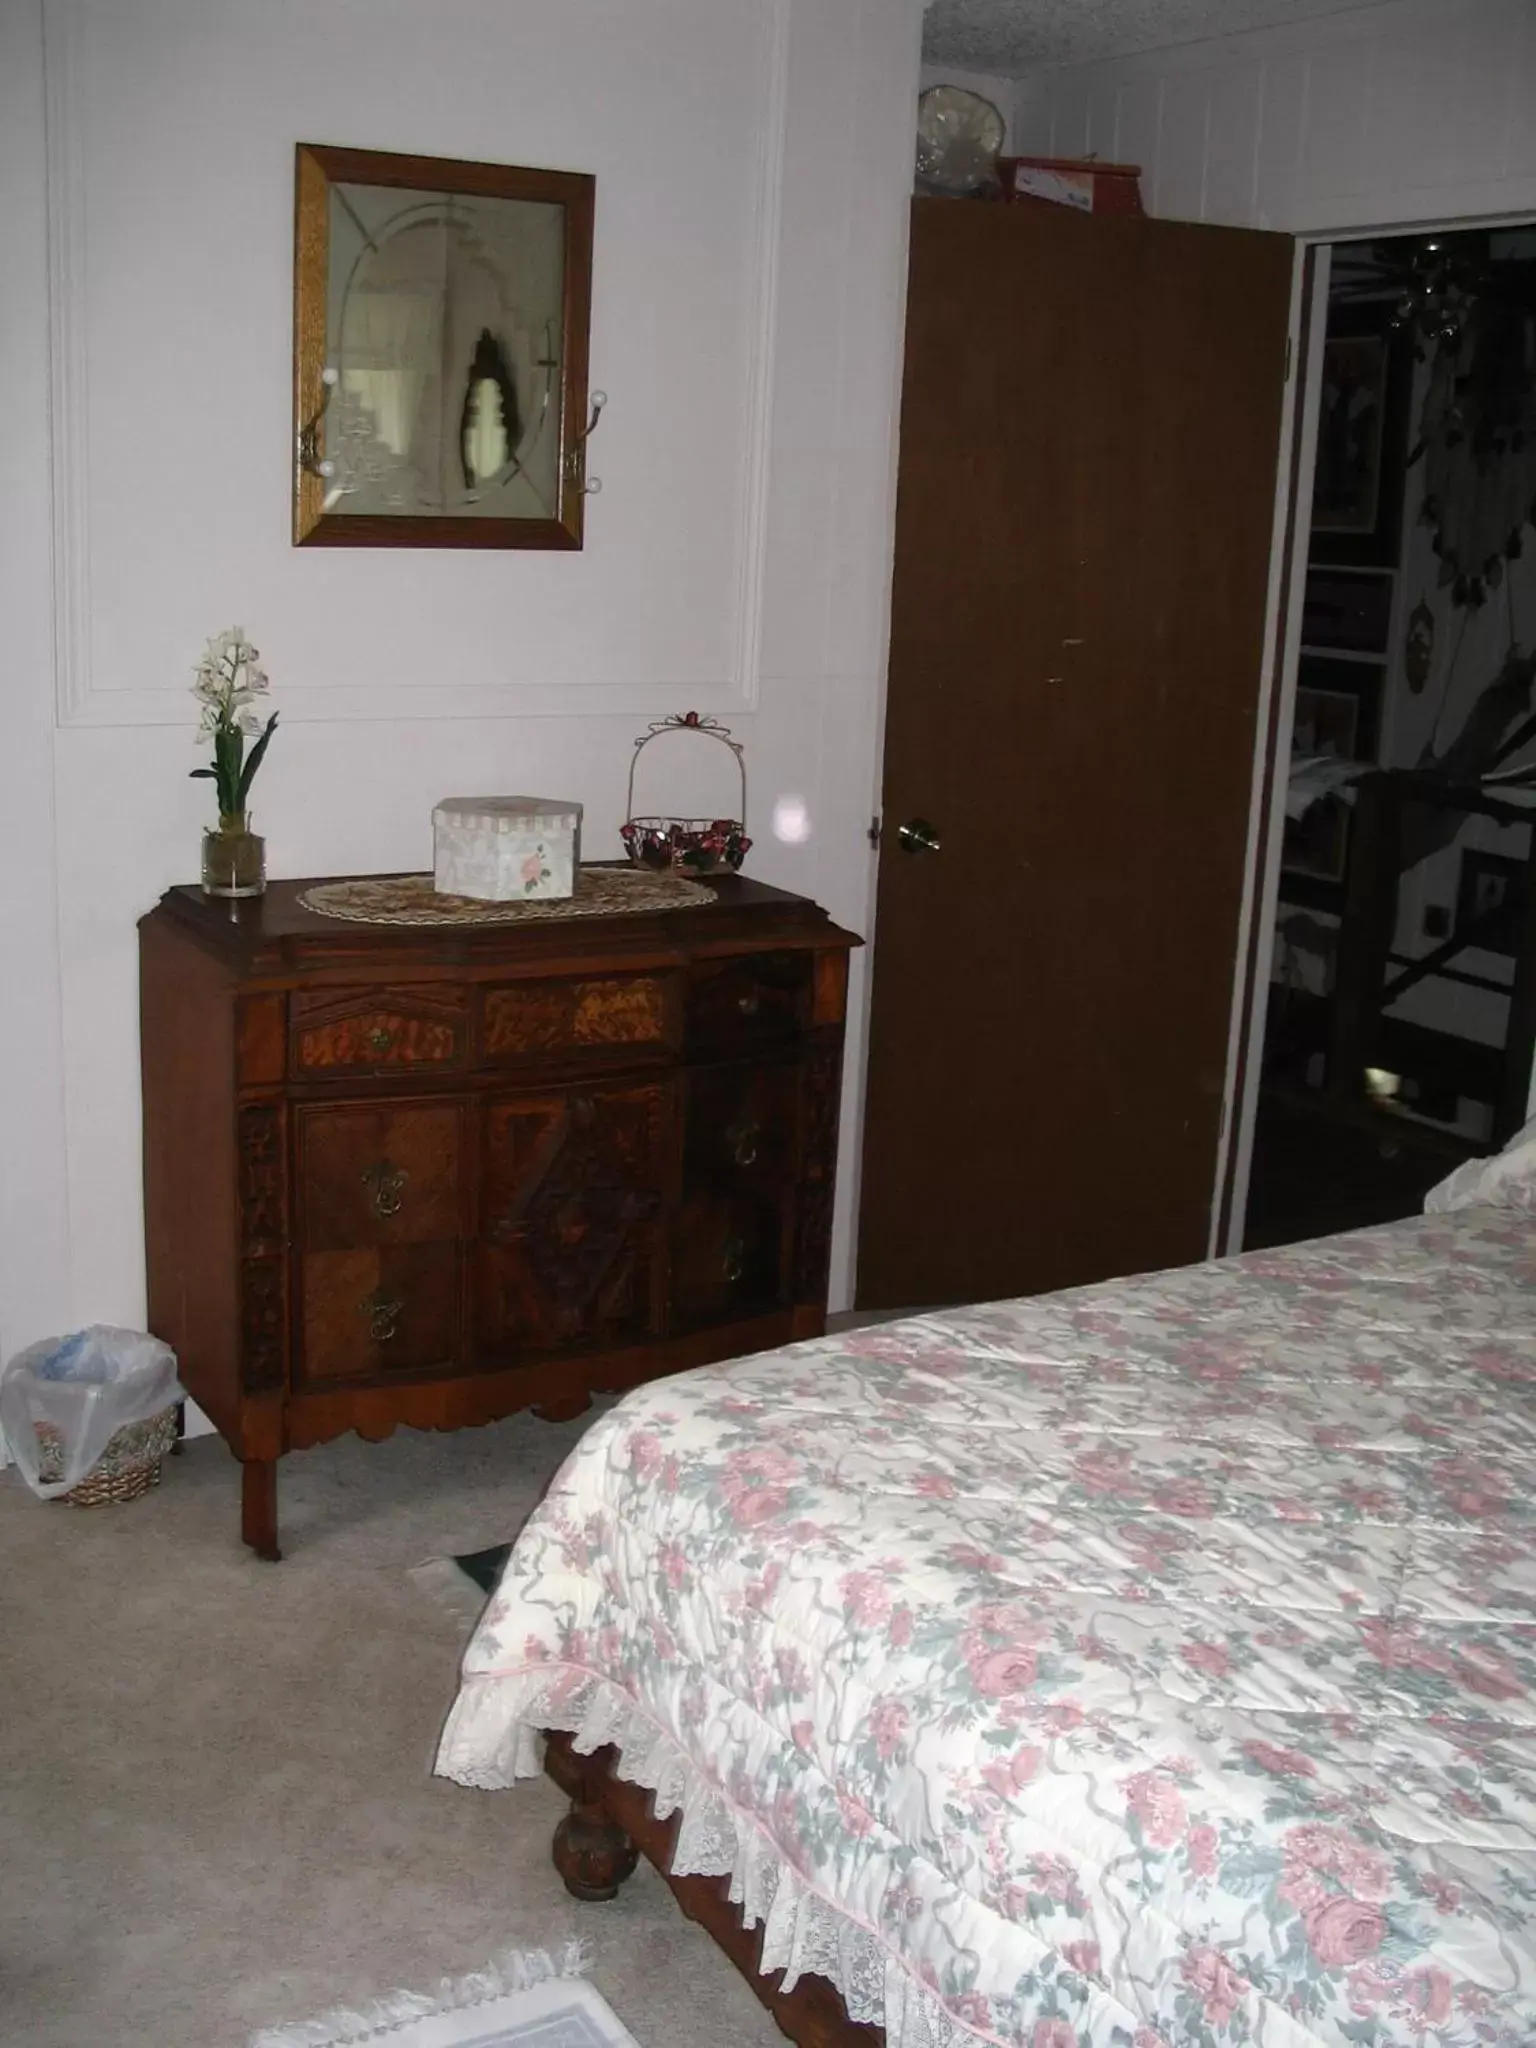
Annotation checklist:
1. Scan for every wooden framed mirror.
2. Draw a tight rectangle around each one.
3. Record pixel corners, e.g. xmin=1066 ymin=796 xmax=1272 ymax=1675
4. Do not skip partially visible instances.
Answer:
xmin=293 ymin=144 xmax=596 ymax=549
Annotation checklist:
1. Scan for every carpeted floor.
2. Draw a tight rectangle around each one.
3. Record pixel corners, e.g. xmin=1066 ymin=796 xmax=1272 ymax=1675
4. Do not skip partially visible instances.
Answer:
xmin=0 ymin=1410 xmax=784 ymax=2048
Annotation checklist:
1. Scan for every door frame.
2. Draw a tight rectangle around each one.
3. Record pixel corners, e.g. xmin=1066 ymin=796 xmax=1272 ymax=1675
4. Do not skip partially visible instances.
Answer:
xmin=1215 ymin=207 xmax=1536 ymax=1254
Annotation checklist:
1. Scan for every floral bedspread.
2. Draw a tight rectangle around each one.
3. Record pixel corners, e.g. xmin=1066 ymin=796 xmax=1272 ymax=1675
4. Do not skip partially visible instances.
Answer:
xmin=437 ymin=1209 xmax=1536 ymax=2047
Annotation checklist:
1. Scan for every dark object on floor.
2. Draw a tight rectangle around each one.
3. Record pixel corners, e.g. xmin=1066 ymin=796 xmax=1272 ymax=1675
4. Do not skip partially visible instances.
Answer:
xmin=457 ymin=1544 xmax=511 ymax=1597
xmin=139 ymin=873 xmax=858 ymax=1561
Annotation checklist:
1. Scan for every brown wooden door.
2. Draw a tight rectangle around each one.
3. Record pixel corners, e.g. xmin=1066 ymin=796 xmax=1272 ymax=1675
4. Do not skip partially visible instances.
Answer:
xmin=857 ymin=199 xmax=1293 ymax=1310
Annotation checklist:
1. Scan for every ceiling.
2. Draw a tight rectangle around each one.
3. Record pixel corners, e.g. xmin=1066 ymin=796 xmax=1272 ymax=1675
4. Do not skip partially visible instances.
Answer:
xmin=922 ymin=0 xmax=1378 ymax=76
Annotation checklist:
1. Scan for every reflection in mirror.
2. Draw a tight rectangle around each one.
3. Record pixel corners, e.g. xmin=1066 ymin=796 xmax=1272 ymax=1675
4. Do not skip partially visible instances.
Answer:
xmin=293 ymin=146 xmax=594 ymax=548
xmin=325 ymin=184 xmax=565 ymax=520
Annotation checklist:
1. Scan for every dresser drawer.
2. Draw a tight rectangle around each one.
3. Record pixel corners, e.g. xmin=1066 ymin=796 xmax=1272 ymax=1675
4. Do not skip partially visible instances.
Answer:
xmin=476 ymin=1081 xmax=668 ymax=1355
xmin=673 ymin=1187 xmax=792 ymax=1330
xmin=297 ymin=1101 xmax=464 ymax=1250
xmin=291 ymin=986 xmax=468 ymax=1076
xmin=683 ymin=1060 xmax=798 ymax=1186
xmin=299 ymin=1244 xmax=462 ymax=1384
xmin=673 ymin=1060 xmax=797 ymax=1330
xmin=481 ymin=974 xmax=671 ymax=1062
xmin=685 ymin=952 xmax=811 ymax=1048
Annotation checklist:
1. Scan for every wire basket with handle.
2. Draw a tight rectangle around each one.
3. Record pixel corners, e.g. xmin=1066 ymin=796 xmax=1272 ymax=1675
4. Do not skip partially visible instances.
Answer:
xmin=619 ymin=712 xmax=752 ymax=875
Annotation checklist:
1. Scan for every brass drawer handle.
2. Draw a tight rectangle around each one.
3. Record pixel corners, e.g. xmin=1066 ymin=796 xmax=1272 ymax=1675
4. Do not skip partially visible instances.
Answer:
xmin=729 ymin=1119 xmax=761 ymax=1169
xmin=361 ymin=1160 xmax=408 ymax=1218
xmin=722 ymin=1236 xmax=747 ymax=1284
xmin=360 ymin=1290 xmax=404 ymax=1342
xmin=736 ymin=991 xmax=760 ymax=1017
xmin=366 ymin=1025 xmax=395 ymax=1055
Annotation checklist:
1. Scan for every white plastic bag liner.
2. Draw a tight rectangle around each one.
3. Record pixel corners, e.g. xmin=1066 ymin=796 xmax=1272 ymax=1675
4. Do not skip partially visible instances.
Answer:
xmin=0 ymin=1327 xmax=181 ymax=1500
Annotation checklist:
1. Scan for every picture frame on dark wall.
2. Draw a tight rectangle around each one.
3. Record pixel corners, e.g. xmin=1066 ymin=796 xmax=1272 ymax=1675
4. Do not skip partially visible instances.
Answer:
xmin=1282 ymin=793 xmax=1353 ymax=891
xmin=1309 ymin=306 xmax=1412 ymax=568
xmin=1292 ymin=654 xmax=1382 ymax=758
xmin=1455 ymin=849 xmax=1527 ymax=962
xmin=1292 ymin=683 xmax=1362 ymax=760
xmin=1301 ymin=566 xmax=1395 ymax=654
xmin=1280 ymin=655 xmax=1383 ymax=906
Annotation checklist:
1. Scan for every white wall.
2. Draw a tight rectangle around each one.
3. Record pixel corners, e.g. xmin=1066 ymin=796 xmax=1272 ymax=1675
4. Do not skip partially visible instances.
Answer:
xmin=0 ymin=0 xmax=923 ymax=1385
xmin=1011 ymin=0 xmax=1536 ymax=233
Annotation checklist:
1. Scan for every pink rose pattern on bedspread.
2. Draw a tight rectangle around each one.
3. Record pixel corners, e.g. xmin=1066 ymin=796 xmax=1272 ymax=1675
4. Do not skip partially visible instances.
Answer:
xmin=439 ymin=1209 xmax=1536 ymax=2046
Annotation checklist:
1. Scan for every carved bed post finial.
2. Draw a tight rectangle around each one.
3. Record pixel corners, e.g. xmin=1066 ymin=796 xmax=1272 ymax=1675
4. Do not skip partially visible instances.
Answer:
xmin=546 ymin=1733 xmax=640 ymax=1902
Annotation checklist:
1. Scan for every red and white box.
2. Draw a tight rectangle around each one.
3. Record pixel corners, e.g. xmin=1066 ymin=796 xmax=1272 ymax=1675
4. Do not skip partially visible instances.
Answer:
xmin=999 ymin=156 xmax=1145 ymax=216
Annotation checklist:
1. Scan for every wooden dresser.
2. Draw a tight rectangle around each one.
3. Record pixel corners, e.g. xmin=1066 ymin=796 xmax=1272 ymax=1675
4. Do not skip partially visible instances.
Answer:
xmin=139 ymin=874 xmax=858 ymax=1557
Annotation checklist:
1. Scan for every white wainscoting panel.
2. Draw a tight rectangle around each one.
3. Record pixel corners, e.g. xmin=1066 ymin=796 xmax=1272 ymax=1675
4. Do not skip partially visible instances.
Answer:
xmin=45 ymin=0 xmax=794 ymax=728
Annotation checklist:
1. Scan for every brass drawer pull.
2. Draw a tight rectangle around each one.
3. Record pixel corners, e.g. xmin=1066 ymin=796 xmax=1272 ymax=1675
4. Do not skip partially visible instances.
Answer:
xmin=366 ymin=1025 xmax=395 ymax=1055
xmin=729 ymin=1119 xmax=761 ymax=1169
xmin=722 ymin=1235 xmax=747 ymax=1284
xmin=360 ymin=1290 xmax=404 ymax=1343
xmin=361 ymin=1160 xmax=408 ymax=1218
xmin=736 ymin=991 xmax=760 ymax=1017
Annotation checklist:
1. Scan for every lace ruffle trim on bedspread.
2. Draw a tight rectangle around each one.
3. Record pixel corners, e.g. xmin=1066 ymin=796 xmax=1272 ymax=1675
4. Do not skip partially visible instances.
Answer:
xmin=436 ymin=1669 xmax=984 ymax=2048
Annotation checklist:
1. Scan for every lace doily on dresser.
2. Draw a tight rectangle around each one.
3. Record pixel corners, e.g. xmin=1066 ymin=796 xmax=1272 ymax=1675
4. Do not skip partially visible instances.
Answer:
xmin=299 ymin=868 xmax=713 ymax=926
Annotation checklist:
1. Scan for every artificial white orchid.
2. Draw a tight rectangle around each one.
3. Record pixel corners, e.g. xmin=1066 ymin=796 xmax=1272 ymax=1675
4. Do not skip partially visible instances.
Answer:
xmin=190 ymin=627 xmax=279 ymax=824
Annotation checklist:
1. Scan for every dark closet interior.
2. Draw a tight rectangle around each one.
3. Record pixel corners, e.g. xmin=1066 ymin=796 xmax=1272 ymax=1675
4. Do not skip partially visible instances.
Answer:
xmin=1245 ymin=226 xmax=1536 ymax=1249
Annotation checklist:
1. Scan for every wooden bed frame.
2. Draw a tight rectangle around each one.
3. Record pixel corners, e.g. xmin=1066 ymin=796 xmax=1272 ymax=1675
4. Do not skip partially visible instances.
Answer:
xmin=545 ymin=1730 xmax=883 ymax=2048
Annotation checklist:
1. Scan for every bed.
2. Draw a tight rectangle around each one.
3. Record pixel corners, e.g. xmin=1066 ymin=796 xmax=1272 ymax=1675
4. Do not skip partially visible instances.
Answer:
xmin=436 ymin=1193 xmax=1536 ymax=2048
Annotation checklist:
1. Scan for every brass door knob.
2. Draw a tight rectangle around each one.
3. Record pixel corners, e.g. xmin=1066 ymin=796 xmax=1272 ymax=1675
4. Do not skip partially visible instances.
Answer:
xmin=897 ymin=817 xmax=941 ymax=855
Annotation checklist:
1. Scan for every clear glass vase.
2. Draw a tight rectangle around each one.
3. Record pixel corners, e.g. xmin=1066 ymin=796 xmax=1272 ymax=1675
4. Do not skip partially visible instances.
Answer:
xmin=201 ymin=813 xmax=266 ymax=899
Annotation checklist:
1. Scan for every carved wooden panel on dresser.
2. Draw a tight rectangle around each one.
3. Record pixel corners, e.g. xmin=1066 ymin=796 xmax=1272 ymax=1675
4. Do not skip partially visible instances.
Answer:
xmin=139 ymin=874 xmax=858 ymax=1558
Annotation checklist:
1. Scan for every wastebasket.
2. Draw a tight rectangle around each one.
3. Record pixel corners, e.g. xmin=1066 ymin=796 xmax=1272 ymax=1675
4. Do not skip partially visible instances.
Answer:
xmin=0 ymin=1327 xmax=182 ymax=1505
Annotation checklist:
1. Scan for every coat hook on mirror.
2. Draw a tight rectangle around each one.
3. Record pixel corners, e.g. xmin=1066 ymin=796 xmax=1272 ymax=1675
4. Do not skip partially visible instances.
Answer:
xmin=566 ymin=389 xmax=606 ymax=495
xmin=298 ymin=366 xmax=339 ymax=479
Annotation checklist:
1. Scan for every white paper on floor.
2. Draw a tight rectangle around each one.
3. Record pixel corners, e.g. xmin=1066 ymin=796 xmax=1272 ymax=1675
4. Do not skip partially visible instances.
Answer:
xmin=249 ymin=1942 xmax=641 ymax=2048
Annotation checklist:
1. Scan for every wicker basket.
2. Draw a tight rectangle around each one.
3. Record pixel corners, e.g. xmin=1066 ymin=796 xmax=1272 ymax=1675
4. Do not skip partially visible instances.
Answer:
xmin=33 ymin=1405 xmax=179 ymax=1506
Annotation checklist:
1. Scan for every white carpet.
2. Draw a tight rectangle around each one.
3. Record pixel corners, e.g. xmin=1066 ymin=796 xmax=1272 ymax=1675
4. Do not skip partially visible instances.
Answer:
xmin=0 ymin=1412 xmax=782 ymax=2048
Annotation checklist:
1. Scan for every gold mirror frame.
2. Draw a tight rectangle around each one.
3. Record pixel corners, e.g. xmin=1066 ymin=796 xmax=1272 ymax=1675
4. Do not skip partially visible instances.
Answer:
xmin=292 ymin=144 xmax=596 ymax=550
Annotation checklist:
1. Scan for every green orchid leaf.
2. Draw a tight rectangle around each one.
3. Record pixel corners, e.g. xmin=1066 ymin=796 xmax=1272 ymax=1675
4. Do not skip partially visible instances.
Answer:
xmin=236 ymin=711 xmax=279 ymax=809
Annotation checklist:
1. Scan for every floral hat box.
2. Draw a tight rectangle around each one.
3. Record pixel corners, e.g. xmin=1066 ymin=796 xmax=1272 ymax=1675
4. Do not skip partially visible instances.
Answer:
xmin=432 ymin=796 xmax=584 ymax=903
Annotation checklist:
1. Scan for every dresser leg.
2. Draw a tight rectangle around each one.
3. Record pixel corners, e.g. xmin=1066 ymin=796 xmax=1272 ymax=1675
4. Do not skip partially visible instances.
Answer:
xmin=241 ymin=1458 xmax=281 ymax=1562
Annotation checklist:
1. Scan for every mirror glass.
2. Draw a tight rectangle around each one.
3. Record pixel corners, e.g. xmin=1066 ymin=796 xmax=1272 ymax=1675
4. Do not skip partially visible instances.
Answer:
xmin=325 ymin=185 xmax=565 ymax=519
xmin=293 ymin=147 xmax=594 ymax=549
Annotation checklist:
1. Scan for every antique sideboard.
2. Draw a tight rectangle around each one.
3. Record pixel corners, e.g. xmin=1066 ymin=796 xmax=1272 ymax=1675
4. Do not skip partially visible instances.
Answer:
xmin=139 ymin=874 xmax=858 ymax=1557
